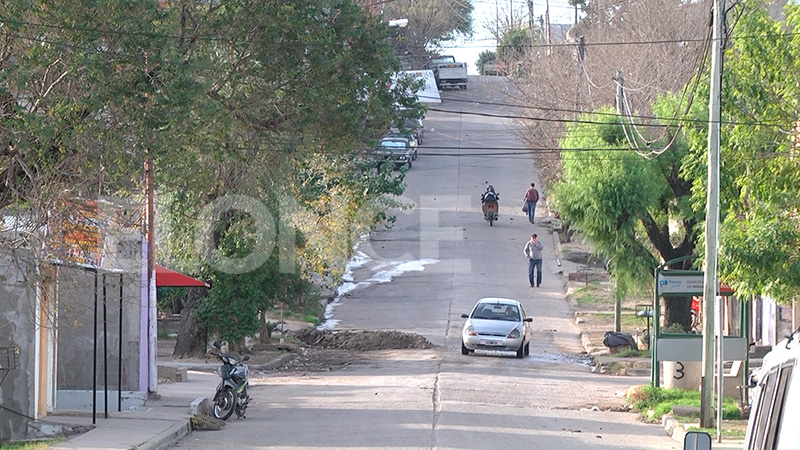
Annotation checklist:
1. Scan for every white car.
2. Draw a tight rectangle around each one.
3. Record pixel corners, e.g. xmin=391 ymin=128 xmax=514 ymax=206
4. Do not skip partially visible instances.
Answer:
xmin=461 ymin=298 xmax=533 ymax=358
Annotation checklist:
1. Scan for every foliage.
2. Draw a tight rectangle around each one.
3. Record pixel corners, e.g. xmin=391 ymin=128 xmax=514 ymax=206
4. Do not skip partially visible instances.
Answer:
xmin=476 ymin=50 xmax=497 ymax=75
xmin=381 ymin=0 xmax=473 ymax=68
xmin=628 ymin=386 xmax=741 ymax=422
xmin=156 ymin=287 xmax=188 ymax=315
xmin=497 ymin=27 xmax=531 ymax=62
xmin=553 ymin=100 xmax=702 ymax=328
xmin=514 ymin=0 xmax=707 ymax=194
xmin=679 ymin=1 xmax=800 ymax=303
xmin=615 ymin=348 xmax=650 ymax=358
xmin=142 ymin=1 xmax=421 ymax=344
xmin=1 ymin=438 xmax=66 ymax=449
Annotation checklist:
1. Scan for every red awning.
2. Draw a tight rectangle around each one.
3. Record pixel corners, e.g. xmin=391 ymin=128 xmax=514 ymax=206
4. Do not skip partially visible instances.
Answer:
xmin=155 ymin=265 xmax=209 ymax=288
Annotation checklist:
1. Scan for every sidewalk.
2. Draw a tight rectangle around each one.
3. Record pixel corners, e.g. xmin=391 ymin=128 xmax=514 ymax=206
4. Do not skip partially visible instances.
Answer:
xmin=47 ymin=370 xmax=219 ymax=450
xmin=549 ymin=224 xmax=747 ymax=450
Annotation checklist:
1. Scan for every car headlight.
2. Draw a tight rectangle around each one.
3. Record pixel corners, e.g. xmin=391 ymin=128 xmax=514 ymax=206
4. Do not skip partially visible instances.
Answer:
xmin=465 ymin=326 xmax=477 ymax=336
xmin=507 ymin=328 xmax=520 ymax=339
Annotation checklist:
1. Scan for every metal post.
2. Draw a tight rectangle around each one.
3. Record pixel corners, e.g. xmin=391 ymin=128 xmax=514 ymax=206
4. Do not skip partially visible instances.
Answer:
xmin=716 ymin=296 xmax=724 ymax=442
xmin=92 ymin=270 xmax=98 ymax=424
xmin=701 ymin=0 xmax=724 ymax=429
xmin=103 ymin=273 xmax=108 ymax=419
xmin=118 ymin=273 xmax=123 ymax=412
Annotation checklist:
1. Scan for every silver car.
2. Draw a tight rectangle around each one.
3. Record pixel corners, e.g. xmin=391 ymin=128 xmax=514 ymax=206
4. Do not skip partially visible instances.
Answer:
xmin=461 ymin=298 xmax=533 ymax=358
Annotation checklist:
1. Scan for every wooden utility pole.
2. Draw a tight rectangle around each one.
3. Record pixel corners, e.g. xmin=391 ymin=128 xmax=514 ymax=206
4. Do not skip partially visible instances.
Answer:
xmin=528 ymin=0 xmax=535 ymax=47
xmin=701 ymin=0 xmax=724 ymax=430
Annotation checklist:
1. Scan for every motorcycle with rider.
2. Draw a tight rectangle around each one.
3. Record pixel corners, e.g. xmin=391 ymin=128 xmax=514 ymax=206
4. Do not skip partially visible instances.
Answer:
xmin=481 ymin=185 xmax=499 ymax=226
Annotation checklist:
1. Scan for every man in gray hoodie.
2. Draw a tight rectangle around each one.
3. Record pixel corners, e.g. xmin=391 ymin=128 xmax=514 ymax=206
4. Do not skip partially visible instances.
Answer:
xmin=523 ymin=233 xmax=544 ymax=287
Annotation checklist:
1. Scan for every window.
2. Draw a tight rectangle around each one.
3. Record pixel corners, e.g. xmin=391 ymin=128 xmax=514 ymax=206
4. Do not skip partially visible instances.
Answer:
xmin=750 ymin=368 xmax=779 ymax=449
xmin=775 ymin=361 xmax=798 ymax=450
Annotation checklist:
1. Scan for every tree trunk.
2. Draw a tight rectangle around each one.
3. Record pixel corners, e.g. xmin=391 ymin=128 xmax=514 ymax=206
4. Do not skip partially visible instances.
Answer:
xmin=172 ymin=287 xmax=209 ymax=358
xmin=259 ymin=310 xmax=270 ymax=344
xmin=663 ymin=296 xmax=693 ymax=332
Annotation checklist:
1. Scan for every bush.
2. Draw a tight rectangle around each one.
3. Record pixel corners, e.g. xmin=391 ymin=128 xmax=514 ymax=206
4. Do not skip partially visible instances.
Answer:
xmin=628 ymin=386 xmax=741 ymax=422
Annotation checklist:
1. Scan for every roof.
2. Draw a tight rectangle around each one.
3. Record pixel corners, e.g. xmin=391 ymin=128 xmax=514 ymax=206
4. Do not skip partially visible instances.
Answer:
xmin=155 ymin=265 xmax=209 ymax=288
xmin=477 ymin=297 xmax=520 ymax=305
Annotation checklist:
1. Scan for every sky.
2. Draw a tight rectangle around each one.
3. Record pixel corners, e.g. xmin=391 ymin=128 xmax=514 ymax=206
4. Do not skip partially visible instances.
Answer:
xmin=443 ymin=0 xmax=579 ymax=75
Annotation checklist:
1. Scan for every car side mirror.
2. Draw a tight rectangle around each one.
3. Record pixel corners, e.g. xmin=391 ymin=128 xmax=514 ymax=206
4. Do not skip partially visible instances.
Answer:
xmin=683 ymin=431 xmax=712 ymax=450
xmin=523 ymin=318 xmax=533 ymax=322
xmin=461 ymin=314 xmax=468 ymax=318
xmin=243 ymin=355 xmax=251 ymax=362
xmin=213 ymin=340 xmax=222 ymax=350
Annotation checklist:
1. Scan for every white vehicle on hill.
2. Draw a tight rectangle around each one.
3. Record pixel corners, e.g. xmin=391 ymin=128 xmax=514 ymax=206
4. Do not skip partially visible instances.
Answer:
xmin=425 ymin=55 xmax=468 ymax=90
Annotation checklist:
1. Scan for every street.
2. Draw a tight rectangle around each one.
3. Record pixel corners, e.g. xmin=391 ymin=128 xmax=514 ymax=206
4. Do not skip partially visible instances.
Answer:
xmin=173 ymin=76 xmax=681 ymax=450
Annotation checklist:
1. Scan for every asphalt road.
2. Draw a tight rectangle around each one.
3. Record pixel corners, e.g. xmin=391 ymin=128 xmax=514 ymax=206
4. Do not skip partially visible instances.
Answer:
xmin=173 ymin=77 xmax=681 ymax=450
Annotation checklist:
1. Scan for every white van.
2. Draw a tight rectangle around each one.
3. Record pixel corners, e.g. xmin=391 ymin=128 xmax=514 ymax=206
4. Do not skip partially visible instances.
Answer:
xmin=686 ymin=328 xmax=800 ymax=449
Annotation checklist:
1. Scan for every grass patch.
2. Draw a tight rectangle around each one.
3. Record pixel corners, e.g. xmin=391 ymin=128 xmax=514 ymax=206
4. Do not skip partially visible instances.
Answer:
xmin=687 ymin=425 xmax=747 ymax=439
xmin=615 ymin=348 xmax=650 ymax=358
xmin=2 ymin=438 xmax=66 ymax=449
xmin=628 ymin=386 xmax=741 ymax=422
xmin=571 ymin=284 xmax=611 ymax=306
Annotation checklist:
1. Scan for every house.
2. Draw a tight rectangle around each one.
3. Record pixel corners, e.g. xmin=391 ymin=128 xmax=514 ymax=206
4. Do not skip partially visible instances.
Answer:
xmin=0 ymin=199 xmax=151 ymax=440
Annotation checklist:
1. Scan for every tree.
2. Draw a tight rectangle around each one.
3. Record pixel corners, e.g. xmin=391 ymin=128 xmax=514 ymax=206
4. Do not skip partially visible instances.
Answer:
xmin=476 ymin=50 xmax=497 ymax=75
xmin=381 ymin=0 xmax=473 ymax=68
xmin=153 ymin=1 xmax=419 ymax=353
xmin=512 ymin=0 xmax=709 ymax=193
xmin=679 ymin=0 xmax=800 ymax=303
xmin=554 ymin=100 xmax=702 ymax=329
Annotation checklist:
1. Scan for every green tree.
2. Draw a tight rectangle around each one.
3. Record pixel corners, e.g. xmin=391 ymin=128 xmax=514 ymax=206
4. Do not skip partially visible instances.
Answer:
xmin=153 ymin=1 xmax=419 ymax=351
xmin=680 ymin=1 xmax=800 ymax=303
xmin=497 ymin=27 xmax=530 ymax=63
xmin=476 ymin=50 xmax=497 ymax=75
xmin=554 ymin=102 xmax=701 ymax=329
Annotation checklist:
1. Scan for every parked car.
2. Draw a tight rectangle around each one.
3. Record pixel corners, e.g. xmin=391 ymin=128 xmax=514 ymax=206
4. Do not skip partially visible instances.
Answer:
xmin=384 ymin=131 xmax=417 ymax=160
xmin=461 ymin=298 xmax=532 ymax=358
xmin=403 ymin=118 xmax=424 ymax=145
xmin=373 ymin=137 xmax=413 ymax=170
xmin=686 ymin=327 xmax=800 ymax=449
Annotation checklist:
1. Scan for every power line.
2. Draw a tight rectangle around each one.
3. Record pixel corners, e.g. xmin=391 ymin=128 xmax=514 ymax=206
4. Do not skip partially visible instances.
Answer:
xmin=425 ymin=104 xmax=786 ymax=128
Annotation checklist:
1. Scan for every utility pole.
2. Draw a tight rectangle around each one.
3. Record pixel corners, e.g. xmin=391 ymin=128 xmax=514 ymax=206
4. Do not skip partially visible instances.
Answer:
xmin=545 ymin=0 xmax=552 ymax=54
xmin=496 ymin=0 xmax=500 ymax=47
xmin=701 ymin=0 xmax=724 ymax=429
xmin=528 ymin=0 xmax=535 ymax=47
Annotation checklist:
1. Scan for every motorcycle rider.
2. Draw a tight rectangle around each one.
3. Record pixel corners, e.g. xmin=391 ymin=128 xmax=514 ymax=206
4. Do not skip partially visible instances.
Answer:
xmin=481 ymin=185 xmax=500 ymax=224
xmin=481 ymin=185 xmax=499 ymax=203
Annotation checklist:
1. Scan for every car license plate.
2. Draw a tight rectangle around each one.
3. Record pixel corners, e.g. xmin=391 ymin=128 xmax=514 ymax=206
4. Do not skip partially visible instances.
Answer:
xmin=481 ymin=340 xmax=502 ymax=346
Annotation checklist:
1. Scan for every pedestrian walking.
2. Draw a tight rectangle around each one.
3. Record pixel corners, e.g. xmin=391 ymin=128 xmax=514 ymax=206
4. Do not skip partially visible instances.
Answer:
xmin=523 ymin=233 xmax=544 ymax=287
xmin=524 ymin=183 xmax=539 ymax=224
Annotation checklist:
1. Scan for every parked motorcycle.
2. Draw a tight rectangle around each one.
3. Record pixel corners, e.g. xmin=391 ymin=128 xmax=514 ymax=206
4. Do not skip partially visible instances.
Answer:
xmin=481 ymin=186 xmax=499 ymax=226
xmin=210 ymin=341 xmax=250 ymax=420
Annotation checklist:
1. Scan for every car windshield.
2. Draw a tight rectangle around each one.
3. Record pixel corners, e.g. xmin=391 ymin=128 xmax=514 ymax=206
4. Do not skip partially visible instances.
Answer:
xmin=471 ymin=304 xmax=520 ymax=321
xmin=380 ymin=140 xmax=407 ymax=152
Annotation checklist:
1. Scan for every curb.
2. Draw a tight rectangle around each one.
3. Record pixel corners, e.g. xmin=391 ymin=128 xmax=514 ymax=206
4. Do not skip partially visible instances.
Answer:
xmin=662 ymin=415 xmax=687 ymax=444
xmin=138 ymin=419 xmax=192 ymax=450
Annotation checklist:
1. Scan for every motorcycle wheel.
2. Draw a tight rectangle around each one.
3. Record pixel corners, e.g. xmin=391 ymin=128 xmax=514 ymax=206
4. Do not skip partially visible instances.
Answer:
xmin=213 ymin=387 xmax=236 ymax=420
xmin=489 ymin=216 xmax=494 ymax=226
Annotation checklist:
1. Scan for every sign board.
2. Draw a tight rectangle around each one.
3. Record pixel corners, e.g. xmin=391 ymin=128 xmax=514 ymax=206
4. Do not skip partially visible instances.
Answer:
xmin=657 ymin=272 xmax=734 ymax=296
xmin=47 ymin=200 xmax=108 ymax=268
xmin=394 ymin=70 xmax=441 ymax=104
xmin=656 ymin=336 xmax=747 ymax=361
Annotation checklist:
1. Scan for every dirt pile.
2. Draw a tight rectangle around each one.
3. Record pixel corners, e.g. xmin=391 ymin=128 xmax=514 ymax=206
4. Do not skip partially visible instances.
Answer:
xmin=291 ymin=329 xmax=432 ymax=351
